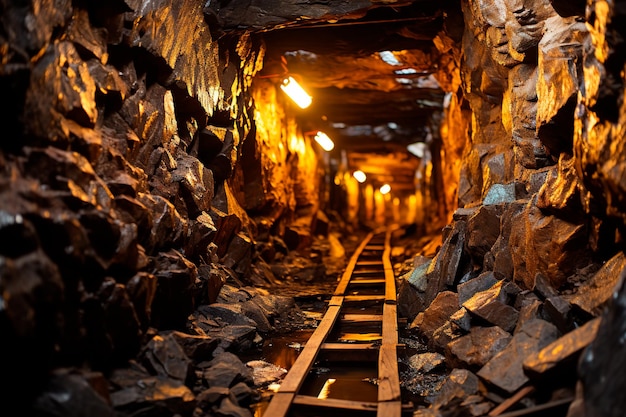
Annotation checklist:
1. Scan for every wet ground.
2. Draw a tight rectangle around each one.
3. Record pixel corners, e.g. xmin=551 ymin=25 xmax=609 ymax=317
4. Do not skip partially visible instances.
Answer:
xmin=244 ymin=228 xmax=447 ymax=416
xmin=242 ymin=290 xmax=449 ymax=416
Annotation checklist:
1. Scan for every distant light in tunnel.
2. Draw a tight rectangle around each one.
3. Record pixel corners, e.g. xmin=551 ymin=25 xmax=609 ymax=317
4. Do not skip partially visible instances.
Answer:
xmin=416 ymin=99 xmax=443 ymax=108
xmin=444 ymin=92 xmax=453 ymax=109
xmin=314 ymin=131 xmax=334 ymax=151
xmin=407 ymin=142 xmax=426 ymax=158
xmin=280 ymin=76 xmax=312 ymax=109
xmin=387 ymin=122 xmax=398 ymax=129
xmin=380 ymin=184 xmax=391 ymax=195
xmin=379 ymin=51 xmax=401 ymax=66
xmin=353 ymin=170 xmax=367 ymax=183
xmin=284 ymin=50 xmax=318 ymax=61
xmin=415 ymin=74 xmax=441 ymax=89
xmin=394 ymin=68 xmax=418 ymax=75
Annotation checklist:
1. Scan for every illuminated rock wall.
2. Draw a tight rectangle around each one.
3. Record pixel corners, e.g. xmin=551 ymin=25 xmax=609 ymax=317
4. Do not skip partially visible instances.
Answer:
xmin=451 ymin=0 xmax=624 ymax=292
xmin=0 ymin=0 xmax=322 ymax=404
xmin=400 ymin=3 xmax=626 ymax=413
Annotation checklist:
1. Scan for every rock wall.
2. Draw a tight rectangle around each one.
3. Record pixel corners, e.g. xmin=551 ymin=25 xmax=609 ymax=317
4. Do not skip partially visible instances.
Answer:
xmin=430 ymin=0 xmax=626 ymax=295
xmin=0 ymin=0 xmax=324 ymax=409
xmin=400 ymin=0 xmax=626 ymax=414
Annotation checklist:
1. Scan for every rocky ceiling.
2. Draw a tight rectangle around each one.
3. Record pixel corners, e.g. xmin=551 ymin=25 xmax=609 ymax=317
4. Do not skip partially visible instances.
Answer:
xmin=208 ymin=0 xmax=462 ymax=189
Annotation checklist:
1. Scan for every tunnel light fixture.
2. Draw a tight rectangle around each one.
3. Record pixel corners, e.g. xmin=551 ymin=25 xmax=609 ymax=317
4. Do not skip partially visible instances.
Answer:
xmin=407 ymin=142 xmax=426 ymax=158
xmin=353 ymin=170 xmax=367 ymax=183
xmin=314 ymin=131 xmax=334 ymax=151
xmin=394 ymin=68 xmax=418 ymax=75
xmin=395 ymin=77 xmax=412 ymax=85
xmin=379 ymin=50 xmax=402 ymax=66
xmin=280 ymin=76 xmax=312 ymax=109
xmin=380 ymin=183 xmax=391 ymax=195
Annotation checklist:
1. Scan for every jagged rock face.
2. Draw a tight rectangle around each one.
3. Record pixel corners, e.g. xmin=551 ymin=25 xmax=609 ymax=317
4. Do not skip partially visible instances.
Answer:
xmin=2 ymin=0 xmax=626 ymax=415
xmin=0 ymin=0 xmax=324 ymax=409
xmin=401 ymin=0 xmax=626 ymax=414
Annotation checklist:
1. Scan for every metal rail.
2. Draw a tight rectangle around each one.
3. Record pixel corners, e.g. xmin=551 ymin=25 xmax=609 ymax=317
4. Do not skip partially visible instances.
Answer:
xmin=263 ymin=228 xmax=402 ymax=417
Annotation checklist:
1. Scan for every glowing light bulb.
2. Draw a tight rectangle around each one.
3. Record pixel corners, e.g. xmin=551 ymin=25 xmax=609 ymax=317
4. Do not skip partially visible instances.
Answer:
xmin=380 ymin=184 xmax=391 ymax=195
xmin=314 ymin=131 xmax=334 ymax=151
xmin=280 ymin=76 xmax=312 ymax=109
xmin=353 ymin=170 xmax=367 ymax=183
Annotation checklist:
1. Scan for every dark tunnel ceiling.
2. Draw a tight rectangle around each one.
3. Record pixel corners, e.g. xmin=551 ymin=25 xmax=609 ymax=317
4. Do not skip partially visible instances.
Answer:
xmin=209 ymin=0 xmax=461 ymax=185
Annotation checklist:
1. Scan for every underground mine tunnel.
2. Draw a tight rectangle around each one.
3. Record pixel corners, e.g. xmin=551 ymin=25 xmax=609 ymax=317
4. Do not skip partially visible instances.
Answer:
xmin=1 ymin=0 xmax=626 ymax=416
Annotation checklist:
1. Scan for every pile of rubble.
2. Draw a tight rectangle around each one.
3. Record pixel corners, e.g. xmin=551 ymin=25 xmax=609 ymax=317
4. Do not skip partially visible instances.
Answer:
xmin=398 ymin=198 xmax=626 ymax=416
xmin=25 ymin=284 xmax=316 ymax=417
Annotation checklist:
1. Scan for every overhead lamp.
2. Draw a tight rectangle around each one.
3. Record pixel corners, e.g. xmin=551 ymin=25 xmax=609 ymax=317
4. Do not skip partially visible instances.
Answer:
xmin=280 ymin=76 xmax=312 ymax=109
xmin=353 ymin=170 xmax=367 ymax=183
xmin=314 ymin=131 xmax=334 ymax=151
xmin=380 ymin=183 xmax=391 ymax=195
xmin=407 ymin=142 xmax=426 ymax=158
xmin=379 ymin=51 xmax=402 ymax=66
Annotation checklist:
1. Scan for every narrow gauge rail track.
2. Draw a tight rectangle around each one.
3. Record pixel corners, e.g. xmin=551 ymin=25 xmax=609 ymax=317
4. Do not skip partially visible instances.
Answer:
xmin=263 ymin=228 xmax=408 ymax=417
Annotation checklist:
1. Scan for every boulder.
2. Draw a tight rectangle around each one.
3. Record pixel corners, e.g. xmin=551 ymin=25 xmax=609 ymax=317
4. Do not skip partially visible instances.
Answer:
xmin=477 ymin=319 xmax=558 ymax=393
xmin=524 ymin=317 xmax=601 ymax=380
xmin=140 ymin=334 xmax=192 ymax=383
xmin=446 ymin=326 xmax=512 ymax=370
xmin=410 ymin=291 xmax=459 ymax=341
xmin=462 ymin=280 xmax=520 ymax=332
xmin=32 ymin=369 xmax=115 ymax=417
xmin=509 ymin=200 xmax=589 ymax=290
xmin=579 ymin=273 xmax=626 ymax=417
xmin=566 ymin=252 xmax=626 ymax=317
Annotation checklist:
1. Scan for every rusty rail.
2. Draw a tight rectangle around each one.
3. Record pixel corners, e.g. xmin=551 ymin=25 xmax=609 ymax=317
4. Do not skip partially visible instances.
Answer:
xmin=262 ymin=228 xmax=403 ymax=417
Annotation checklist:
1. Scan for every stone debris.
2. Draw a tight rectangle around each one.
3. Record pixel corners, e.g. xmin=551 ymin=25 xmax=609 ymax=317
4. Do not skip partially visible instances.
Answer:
xmin=523 ymin=317 xmax=601 ymax=379
xmin=1 ymin=0 xmax=626 ymax=416
xmin=462 ymin=280 xmax=520 ymax=333
xmin=566 ymin=252 xmax=626 ymax=317
xmin=477 ymin=319 xmax=558 ymax=393
xmin=245 ymin=360 xmax=288 ymax=387
xmin=446 ymin=326 xmax=512 ymax=370
xmin=408 ymin=352 xmax=447 ymax=373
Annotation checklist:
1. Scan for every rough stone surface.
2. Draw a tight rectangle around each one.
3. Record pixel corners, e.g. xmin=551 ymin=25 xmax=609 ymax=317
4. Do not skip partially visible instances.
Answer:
xmin=2 ymin=0 xmax=626 ymax=415
xmin=523 ymin=317 xmax=601 ymax=379
xmin=466 ymin=205 xmax=502 ymax=266
xmin=446 ymin=326 xmax=512 ymax=370
xmin=477 ymin=319 xmax=558 ymax=393
xmin=457 ymin=271 xmax=499 ymax=305
xmin=140 ymin=334 xmax=192 ymax=383
xmin=409 ymin=352 xmax=447 ymax=373
xmin=509 ymin=201 xmax=589 ymax=290
xmin=410 ymin=291 xmax=459 ymax=341
xmin=462 ymin=280 xmax=520 ymax=332
xmin=429 ymin=369 xmax=481 ymax=409
xmin=579 ymin=273 xmax=626 ymax=417
xmin=567 ymin=252 xmax=626 ymax=317
xmin=200 ymin=352 xmax=253 ymax=389
xmin=32 ymin=369 xmax=116 ymax=417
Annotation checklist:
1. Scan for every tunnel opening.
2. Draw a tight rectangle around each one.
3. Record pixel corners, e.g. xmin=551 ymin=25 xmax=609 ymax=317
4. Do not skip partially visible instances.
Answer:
xmin=1 ymin=1 xmax=626 ymax=417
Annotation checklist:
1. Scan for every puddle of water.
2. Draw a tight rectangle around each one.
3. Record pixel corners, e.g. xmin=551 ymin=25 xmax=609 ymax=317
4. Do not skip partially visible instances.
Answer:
xmin=328 ymin=321 xmax=382 ymax=343
xmin=300 ymin=363 xmax=378 ymax=402
xmin=346 ymin=287 xmax=384 ymax=295
xmin=341 ymin=302 xmax=383 ymax=315
xmin=248 ymin=330 xmax=315 ymax=417
xmin=253 ymin=329 xmax=314 ymax=370
xmin=336 ymin=332 xmax=382 ymax=342
xmin=249 ymin=328 xmax=382 ymax=416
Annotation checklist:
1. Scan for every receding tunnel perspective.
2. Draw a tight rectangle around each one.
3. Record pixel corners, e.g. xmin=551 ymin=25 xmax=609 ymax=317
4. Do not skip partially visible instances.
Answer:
xmin=1 ymin=1 xmax=625 ymax=416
